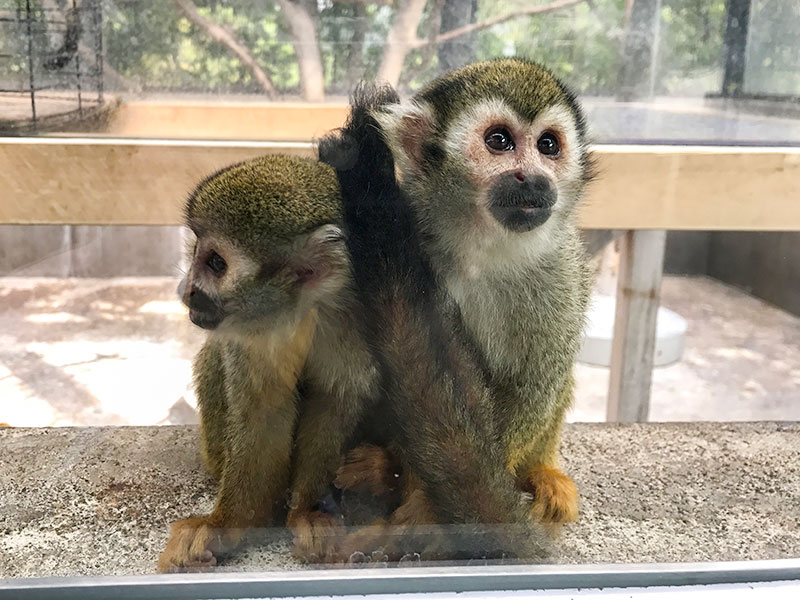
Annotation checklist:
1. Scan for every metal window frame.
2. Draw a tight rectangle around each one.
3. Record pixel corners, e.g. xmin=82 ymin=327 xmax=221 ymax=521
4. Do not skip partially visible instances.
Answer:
xmin=1 ymin=559 xmax=799 ymax=600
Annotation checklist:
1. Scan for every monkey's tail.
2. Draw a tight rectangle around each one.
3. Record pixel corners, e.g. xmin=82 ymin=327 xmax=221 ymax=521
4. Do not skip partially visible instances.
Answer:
xmin=318 ymin=82 xmax=425 ymax=297
xmin=319 ymin=84 xmax=550 ymax=561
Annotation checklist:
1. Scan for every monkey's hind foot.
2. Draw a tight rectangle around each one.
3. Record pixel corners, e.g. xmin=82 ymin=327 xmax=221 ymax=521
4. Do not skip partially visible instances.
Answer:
xmin=334 ymin=444 xmax=400 ymax=496
xmin=524 ymin=466 xmax=578 ymax=526
xmin=157 ymin=515 xmax=242 ymax=573
xmin=334 ymin=487 xmax=439 ymax=564
xmin=288 ymin=509 xmax=346 ymax=563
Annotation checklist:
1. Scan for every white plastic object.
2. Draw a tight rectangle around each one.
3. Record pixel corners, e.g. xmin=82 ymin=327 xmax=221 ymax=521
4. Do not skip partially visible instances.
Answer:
xmin=578 ymin=294 xmax=687 ymax=368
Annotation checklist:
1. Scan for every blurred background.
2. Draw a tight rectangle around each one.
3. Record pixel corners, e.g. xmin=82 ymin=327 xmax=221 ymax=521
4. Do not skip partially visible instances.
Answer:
xmin=0 ymin=0 xmax=798 ymax=426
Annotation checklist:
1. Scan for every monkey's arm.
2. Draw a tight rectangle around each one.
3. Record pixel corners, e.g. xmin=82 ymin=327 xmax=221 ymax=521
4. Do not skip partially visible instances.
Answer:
xmin=319 ymin=86 xmax=546 ymax=558
xmin=193 ymin=340 xmax=228 ymax=480
xmin=158 ymin=310 xmax=317 ymax=572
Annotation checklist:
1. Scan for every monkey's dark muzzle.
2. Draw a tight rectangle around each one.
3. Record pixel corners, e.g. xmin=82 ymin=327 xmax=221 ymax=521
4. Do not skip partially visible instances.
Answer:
xmin=489 ymin=173 xmax=556 ymax=233
xmin=186 ymin=287 xmax=224 ymax=330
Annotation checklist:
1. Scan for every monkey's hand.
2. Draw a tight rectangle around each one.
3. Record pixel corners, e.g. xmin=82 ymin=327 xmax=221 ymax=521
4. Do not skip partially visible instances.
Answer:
xmin=287 ymin=509 xmax=345 ymax=562
xmin=523 ymin=466 xmax=579 ymax=525
xmin=157 ymin=515 xmax=243 ymax=573
xmin=334 ymin=444 xmax=401 ymax=496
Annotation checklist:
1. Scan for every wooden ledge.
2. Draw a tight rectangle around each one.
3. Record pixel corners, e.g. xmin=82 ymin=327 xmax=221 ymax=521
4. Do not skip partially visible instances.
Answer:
xmin=1 ymin=139 xmax=799 ymax=230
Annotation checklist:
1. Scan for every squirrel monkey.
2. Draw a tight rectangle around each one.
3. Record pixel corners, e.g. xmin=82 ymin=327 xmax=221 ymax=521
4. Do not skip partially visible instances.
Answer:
xmin=318 ymin=85 xmax=549 ymax=561
xmin=159 ymin=149 xmax=527 ymax=567
xmin=158 ymin=155 xmax=350 ymax=572
xmin=328 ymin=59 xmax=593 ymax=555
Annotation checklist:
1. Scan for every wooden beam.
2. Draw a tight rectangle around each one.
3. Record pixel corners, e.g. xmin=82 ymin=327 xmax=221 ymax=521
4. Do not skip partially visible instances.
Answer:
xmin=606 ymin=229 xmax=667 ymax=423
xmin=105 ymin=102 xmax=350 ymax=141
xmin=1 ymin=139 xmax=799 ymax=229
xmin=0 ymin=139 xmax=312 ymax=226
xmin=583 ymin=145 xmax=800 ymax=231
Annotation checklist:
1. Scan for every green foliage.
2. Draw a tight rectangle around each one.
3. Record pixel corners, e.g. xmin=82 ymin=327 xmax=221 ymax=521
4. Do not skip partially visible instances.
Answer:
xmin=657 ymin=0 xmax=727 ymax=94
xmin=82 ymin=1 xmax=736 ymax=98
xmin=495 ymin=0 xmax=625 ymax=95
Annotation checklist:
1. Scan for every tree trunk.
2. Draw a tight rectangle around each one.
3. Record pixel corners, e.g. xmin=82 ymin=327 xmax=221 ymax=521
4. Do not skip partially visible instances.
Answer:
xmin=437 ymin=0 xmax=476 ymax=73
xmin=345 ymin=2 xmax=368 ymax=88
xmin=615 ymin=0 xmax=661 ymax=101
xmin=721 ymin=0 xmax=751 ymax=97
xmin=277 ymin=0 xmax=325 ymax=102
xmin=173 ymin=0 xmax=276 ymax=97
xmin=377 ymin=0 xmax=428 ymax=87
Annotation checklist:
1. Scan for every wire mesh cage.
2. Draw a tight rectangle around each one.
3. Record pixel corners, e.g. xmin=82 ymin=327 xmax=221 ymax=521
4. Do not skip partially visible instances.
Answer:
xmin=0 ymin=0 xmax=115 ymax=135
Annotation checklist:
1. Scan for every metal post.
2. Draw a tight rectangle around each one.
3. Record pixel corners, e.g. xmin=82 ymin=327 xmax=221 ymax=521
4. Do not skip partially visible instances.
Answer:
xmin=25 ymin=0 xmax=36 ymax=126
xmin=722 ymin=0 xmax=752 ymax=97
xmin=92 ymin=0 xmax=103 ymax=102
xmin=73 ymin=0 xmax=83 ymax=116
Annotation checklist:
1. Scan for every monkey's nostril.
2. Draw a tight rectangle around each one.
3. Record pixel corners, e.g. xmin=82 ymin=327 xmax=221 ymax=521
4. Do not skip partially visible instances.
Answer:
xmin=514 ymin=172 xmax=525 ymax=182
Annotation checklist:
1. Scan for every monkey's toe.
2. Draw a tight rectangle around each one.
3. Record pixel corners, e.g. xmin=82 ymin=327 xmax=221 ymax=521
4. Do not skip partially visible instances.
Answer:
xmin=334 ymin=444 xmax=398 ymax=496
xmin=157 ymin=516 xmax=239 ymax=573
xmin=289 ymin=510 xmax=345 ymax=562
xmin=524 ymin=466 xmax=579 ymax=525
xmin=335 ymin=519 xmax=390 ymax=564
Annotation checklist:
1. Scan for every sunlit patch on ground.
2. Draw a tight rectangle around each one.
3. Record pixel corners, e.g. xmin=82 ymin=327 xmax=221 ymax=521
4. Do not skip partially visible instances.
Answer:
xmin=571 ymin=277 xmax=800 ymax=422
xmin=0 ymin=278 xmax=203 ymax=427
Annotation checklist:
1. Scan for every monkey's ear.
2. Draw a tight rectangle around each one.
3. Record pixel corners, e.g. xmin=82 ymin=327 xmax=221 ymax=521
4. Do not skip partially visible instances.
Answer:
xmin=373 ymin=100 xmax=435 ymax=175
xmin=290 ymin=224 xmax=348 ymax=288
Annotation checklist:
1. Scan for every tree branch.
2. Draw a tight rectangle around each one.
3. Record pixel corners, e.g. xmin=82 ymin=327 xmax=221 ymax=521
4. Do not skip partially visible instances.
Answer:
xmin=410 ymin=0 xmax=587 ymax=49
xmin=276 ymin=0 xmax=326 ymax=102
xmin=173 ymin=0 xmax=276 ymax=97
xmin=399 ymin=0 xmax=445 ymax=87
xmin=377 ymin=0 xmax=428 ymax=86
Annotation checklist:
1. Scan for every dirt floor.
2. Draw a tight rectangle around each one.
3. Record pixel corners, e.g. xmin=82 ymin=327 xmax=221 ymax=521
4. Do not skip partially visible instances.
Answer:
xmin=0 ymin=275 xmax=798 ymax=427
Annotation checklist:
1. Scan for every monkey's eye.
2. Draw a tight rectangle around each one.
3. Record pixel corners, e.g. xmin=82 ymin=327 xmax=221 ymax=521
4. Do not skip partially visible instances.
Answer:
xmin=206 ymin=251 xmax=227 ymax=277
xmin=537 ymin=131 xmax=560 ymax=157
xmin=484 ymin=127 xmax=515 ymax=153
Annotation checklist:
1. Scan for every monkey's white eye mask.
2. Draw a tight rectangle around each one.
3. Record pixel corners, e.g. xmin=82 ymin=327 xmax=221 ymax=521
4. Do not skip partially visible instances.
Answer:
xmin=434 ymin=98 xmax=582 ymax=233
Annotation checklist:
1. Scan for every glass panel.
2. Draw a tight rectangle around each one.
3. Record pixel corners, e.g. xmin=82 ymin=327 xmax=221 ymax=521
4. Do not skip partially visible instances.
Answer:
xmin=1 ymin=0 xmax=798 ymax=585
xmin=0 ymin=0 xmax=797 ymax=142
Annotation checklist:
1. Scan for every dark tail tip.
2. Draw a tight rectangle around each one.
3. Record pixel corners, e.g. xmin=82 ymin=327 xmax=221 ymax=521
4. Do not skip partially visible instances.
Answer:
xmin=319 ymin=82 xmax=400 ymax=173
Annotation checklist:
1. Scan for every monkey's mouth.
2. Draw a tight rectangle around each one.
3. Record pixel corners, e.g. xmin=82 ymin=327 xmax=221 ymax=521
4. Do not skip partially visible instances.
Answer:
xmin=189 ymin=308 xmax=222 ymax=330
xmin=490 ymin=204 xmax=552 ymax=232
xmin=488 ymin=173 xmax=557 ymax=233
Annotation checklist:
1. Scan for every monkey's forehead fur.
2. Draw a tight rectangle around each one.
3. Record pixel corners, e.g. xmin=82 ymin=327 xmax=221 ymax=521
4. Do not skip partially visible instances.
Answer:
xmin=417 ymin=58 xmax=587 ymax=136
xmin=185 ymin=155 xmax=342 ymax=248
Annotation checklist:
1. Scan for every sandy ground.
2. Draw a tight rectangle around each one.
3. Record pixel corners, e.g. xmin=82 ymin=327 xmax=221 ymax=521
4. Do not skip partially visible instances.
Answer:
xmin=1 ymin=423 xmax=798 ymax=577
xmin=0 ymin=275 xmax=798 ymax=427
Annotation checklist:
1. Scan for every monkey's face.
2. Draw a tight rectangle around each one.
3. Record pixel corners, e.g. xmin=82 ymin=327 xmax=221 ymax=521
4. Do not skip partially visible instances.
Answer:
xmin=375 ymin=60 xmax=590 ymax=268
xmin=180 ymin=230 xmax=260 ymax=331
xmin=181 ymin=224 xmax=348 ymax=335
xmin=447 ymin=99 xmax=586 ymax=235
xmin=381 ymin=98 xmax=586 ymax=232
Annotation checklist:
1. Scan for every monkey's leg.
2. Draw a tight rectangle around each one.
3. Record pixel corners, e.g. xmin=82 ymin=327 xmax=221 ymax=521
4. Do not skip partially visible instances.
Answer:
xmin=194 ymin=341 xmax=228 ymax=480
xmin=514 ymin=384 xmax=578 ymax=527
xmin=287 ymin=390 xmax=366 ymax=561
xmin=158 ymin=312 xmax=317 ymax=573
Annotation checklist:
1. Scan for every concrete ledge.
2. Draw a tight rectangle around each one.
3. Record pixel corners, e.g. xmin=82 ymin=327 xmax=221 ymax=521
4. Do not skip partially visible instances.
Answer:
xmin=1 ymin=423 xmax=798 ymax=579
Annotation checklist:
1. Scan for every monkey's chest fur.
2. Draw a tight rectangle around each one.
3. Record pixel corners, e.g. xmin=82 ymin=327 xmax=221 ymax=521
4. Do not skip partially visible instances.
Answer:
xmin=444 ymin=238 xmax=590 ymax=462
